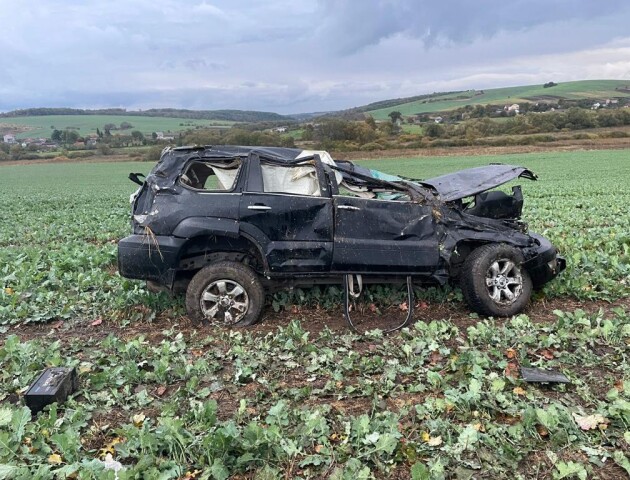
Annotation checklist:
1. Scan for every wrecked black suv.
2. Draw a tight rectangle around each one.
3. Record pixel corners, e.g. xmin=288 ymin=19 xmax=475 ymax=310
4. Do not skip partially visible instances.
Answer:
xmin=118 ymin=146 xmax=565 ymax=327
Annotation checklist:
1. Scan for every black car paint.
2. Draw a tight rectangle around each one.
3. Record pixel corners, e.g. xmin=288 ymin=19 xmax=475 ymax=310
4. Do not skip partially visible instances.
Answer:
xmin=240 ymin=154 xmax=334 ymax=272
xmin=118 ymin=146 xmax=564 ymax=291
xmin=419 ymin=164 xmax=537 ymax=202
xmin=332 ymin=196 xmax=439 ymax=273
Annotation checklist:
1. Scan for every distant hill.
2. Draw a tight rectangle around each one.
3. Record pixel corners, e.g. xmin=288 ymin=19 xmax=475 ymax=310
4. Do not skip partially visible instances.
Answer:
xmin=4 ymin=79 xmax=630 ymax=128
xmin=343 ymin=80 xmax=630 ymax=120
xmin=0 ymin=107 xmax=289 ymax=123
xmin=290 ymin=111 xmax=335 ymax=121
xmin=325 ymin=90 xmax=465 ymax=120
xmin=0 ymin=114 xmax=243 ymax=139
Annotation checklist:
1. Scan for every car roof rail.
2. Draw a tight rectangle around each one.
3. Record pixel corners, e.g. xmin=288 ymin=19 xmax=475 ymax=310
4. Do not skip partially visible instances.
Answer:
xmin=173 ymin=145 xmax=208 ymax=151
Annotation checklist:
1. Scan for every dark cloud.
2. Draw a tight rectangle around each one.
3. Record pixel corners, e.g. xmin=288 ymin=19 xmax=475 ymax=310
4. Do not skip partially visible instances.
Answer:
xmin=315 ymin=0 xmax=630 ymax=54
xmin=0 ymin=0 xmax=629 ymax=113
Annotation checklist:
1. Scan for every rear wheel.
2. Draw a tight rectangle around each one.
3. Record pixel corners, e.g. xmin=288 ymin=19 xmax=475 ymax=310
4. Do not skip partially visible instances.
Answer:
xmin=186 ymin=261 xmax=264 ymax=327
xmin=460 ymin=243 xmax=532 ymax=317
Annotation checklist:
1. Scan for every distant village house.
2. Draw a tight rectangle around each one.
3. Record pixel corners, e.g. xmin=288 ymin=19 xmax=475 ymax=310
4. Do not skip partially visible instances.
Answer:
xmin=155 ymin=131 xmax=175 ymax=141
xmin=3 ymin=134 xmax=16 ymax=144
xmin=504 ymin=104 xmax=520 ymax=114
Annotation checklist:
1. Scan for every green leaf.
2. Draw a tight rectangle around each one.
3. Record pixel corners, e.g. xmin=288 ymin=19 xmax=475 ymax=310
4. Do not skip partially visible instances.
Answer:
xmin=210 ymin=458 xmax=229 ymax=480
xmin=0 ymin=465 xmax=18 ymax=479
xmin=457 ymin=425 xmax=479 ymax=451
xmin=364 ymin=431 xmax=380 ymax=445
xmin=11 ymin=407 xmax=30 ymax=441
xmin=299 ymin=455 xmax=325 ymax=467
xmin=375 ymin=433 xmax=398 ymax=454
xmin=553 ymin=461 xmax=587 ymax=480
xmin=427 ymin=371 xmax=442 ymax=387
xmin=0 ymin=408 xmax=12 ymax=427
xmin=411 ymin=462 xmax=430 ymax=480
xmin=613 ymin=451 xmax=630 ymax=477
xmin=280 ymin=437 xmax=299 ymax=457
xmin=468 ymin=378 xmax=482 ymax=401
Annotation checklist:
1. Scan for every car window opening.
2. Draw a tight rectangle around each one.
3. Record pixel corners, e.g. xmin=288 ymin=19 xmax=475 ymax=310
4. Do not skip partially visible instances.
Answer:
xmin=261 ymin=162 xmax=321 ymax=196
xmin=180 ymin=159 xmax=241 ymax=191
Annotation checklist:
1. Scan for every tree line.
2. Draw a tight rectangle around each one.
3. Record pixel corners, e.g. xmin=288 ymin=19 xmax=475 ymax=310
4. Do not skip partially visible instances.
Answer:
xmin=423 ymin=107 xmax=630 ymax=140
xmin=0 ymin=108 xmax=288 ymax=123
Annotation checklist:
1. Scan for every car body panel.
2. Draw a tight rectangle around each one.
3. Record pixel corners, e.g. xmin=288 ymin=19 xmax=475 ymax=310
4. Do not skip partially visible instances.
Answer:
xmin=118 ymin=235 xmax=186 ymax=286
xmin=172 ymin=216 xmax=240 ymax=239
xmin=240 ymin=192 xmax=334 ymax=272
xmin=118 ymin=146 xmax=565 ymax=292
xmin=331 ymin=196 xmax=439 ymax=272
xmin=420 ymin=164 xmax=537 ymax=201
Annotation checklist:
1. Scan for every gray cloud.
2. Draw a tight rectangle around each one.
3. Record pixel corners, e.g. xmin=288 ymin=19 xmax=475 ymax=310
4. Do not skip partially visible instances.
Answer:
xmin=314 ymin=0 xmax=630 ymax=54
xmin=0 ymin=0 xmax=629 ymax=113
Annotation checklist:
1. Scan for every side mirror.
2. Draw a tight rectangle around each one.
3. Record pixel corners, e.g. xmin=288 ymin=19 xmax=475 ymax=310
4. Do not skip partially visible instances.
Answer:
xmin=129 ymin=172 xmax=146 ymax=186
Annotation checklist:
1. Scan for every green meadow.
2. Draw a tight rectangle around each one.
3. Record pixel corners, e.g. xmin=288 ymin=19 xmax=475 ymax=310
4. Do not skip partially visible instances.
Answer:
xmin=368 ymin=80 xmax=630 ymax=120
xmin=0 ymin=115 xmax=235 ymax=139
xmin=0 ymin=149 xmax=629 ymax=478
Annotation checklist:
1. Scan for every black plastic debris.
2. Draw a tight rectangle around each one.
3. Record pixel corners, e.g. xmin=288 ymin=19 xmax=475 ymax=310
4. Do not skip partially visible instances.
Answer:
xmin=520 ymin=367 xmax=570 ymax=384
xmin=25 ymin=367 xmax=79 ymax=413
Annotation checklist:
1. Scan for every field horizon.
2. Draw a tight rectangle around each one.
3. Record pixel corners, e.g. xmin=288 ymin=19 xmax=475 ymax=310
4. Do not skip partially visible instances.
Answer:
xmin=2 ymin=79 xmax=629 ymax=138
xmin=0 ymin=114 xmax=238 ymax=140
xmin=1 ymin=147 xmax=629 ymax=478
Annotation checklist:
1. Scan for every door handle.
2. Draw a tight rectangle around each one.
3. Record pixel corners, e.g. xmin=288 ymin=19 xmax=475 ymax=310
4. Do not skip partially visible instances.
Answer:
xmin=338 ymin=205 xmax=360 ymax=211
xmin=247 ymin=205 xmax=272 ymax=211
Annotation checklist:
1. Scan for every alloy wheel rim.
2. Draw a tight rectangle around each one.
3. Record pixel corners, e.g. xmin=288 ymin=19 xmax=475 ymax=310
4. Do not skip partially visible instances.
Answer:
xmin=485 ymin=258 xmax=523 ymax=305
xmin=200 ymin=279 xmax=249 ymax=325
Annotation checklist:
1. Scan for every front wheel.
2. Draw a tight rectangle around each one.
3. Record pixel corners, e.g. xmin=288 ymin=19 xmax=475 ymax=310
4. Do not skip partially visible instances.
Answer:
xmin=186 ymin=261 xmax=265 ymax=327
xmin=460 ymin=244 xmax=532 ymax=317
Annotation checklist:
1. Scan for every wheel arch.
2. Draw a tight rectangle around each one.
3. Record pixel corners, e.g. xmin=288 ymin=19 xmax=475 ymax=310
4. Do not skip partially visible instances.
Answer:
xmin=448 ymin=239 xmax=490 ymax=279
xmin=447 ymin=232 xmax=530 ymax=280
xmin=176 ymin=233 xmax=268 ymax=274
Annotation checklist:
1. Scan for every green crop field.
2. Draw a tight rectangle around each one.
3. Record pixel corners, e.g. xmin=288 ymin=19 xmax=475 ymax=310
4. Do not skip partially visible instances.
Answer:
xmin=0 ymin=115 xmax=236 ymax=139
xmin=401 ymin=124 xmax=424 ymax=134
xmin=368 ymin=80 xmax=630 ymax=120
xmin=1 ymin=150 xmax=629 ymax=478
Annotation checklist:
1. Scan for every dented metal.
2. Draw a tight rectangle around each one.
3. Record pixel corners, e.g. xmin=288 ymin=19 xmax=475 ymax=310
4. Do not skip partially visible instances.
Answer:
xmin=118 ymin=145 xmax=564 ymax=302
xmin=520 ymin=367 xmax=571 ymax=384
xmin=420 ymin=164 xmax=537 ymax=202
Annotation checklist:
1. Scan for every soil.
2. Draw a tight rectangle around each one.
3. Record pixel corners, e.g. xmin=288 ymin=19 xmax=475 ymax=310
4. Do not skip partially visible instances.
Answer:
xmin=336 ymin=135 xmax=630 ymax=161
xmin=5 ymin=295 xmax=628 ymax=478
xmin=6 ymin=295 xmax=628 ymax=346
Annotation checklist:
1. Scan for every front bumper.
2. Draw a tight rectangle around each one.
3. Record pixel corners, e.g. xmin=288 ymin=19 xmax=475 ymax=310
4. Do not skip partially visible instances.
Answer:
xmin=118 ymin=235 xmax=187 ymax=288
xmin=522 ymin=233 xmax=566 ymax=287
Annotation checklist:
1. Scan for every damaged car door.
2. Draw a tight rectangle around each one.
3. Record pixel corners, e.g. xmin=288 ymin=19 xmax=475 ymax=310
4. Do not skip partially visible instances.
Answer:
xmin=331 ymin=194 xmax=439 ymax=273
xmin=239 ymin=153 xmax=334 ymax=272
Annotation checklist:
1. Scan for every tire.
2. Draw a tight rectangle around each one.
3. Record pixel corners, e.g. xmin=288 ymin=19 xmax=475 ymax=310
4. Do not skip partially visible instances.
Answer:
xmin=186 ymin=261 xmax=264 ymax=327
xmin=460 ymin=243 xmax=532 ymax=317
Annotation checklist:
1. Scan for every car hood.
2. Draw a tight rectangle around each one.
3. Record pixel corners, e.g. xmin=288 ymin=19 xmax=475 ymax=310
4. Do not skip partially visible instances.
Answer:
xmin=419 ymin=164 xmax=537 ymax=202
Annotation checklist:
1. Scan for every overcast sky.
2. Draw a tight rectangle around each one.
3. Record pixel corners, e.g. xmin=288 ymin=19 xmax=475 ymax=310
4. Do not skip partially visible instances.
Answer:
xmin=1 ymin=0 xmax=629 ymax=114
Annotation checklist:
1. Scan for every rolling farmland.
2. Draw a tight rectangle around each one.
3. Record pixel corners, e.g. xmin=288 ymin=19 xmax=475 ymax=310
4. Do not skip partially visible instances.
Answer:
xmin=0 ymin=115 xmax=236 ymax=139
xmin=367 ymin=80 xmax=630 ymax=120
xmin=0 ymin=150 xmax=629 ymax=478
